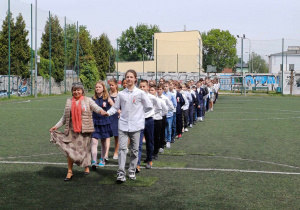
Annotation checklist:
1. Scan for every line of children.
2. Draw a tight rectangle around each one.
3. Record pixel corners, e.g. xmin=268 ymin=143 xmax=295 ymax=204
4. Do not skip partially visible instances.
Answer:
xmin=90 ymin=74 xmax=220 ymax=183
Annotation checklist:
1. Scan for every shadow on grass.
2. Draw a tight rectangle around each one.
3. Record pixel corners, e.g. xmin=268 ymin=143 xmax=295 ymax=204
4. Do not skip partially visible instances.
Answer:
xmin=99 ymin=175 xmax=158 ymax=187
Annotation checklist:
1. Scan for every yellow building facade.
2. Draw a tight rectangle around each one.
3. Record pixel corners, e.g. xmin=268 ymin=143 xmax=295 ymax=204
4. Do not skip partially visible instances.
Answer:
xmin=116 ymin=30 xmax=203 ymax=74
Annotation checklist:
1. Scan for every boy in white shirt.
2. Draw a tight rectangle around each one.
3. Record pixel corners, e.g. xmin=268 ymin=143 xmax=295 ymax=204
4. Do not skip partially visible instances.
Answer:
xmin=106 ymin=70 xmax=152 ymax=183
xmin=149 ymin=85 xmax=168 ymax=160
xmin=137 ymin=80 xmax=162 ymax=170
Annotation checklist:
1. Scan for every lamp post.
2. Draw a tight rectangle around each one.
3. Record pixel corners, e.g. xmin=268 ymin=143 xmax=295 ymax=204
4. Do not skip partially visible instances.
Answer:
xmin=116 ymin=39 xmax=119 ymax=83
xmin=237 ymin=34 xmax=246 ymax=97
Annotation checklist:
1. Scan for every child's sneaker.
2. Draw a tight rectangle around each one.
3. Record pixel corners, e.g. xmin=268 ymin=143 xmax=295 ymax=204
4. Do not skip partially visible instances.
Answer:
xmin=91 ymin=160 xmax=97 ymax=171
xmin=146 ymin=161 xmax=153 ymax=169
xmin=98 ymin=158 xmax=105 ymax=167
xmin=136 ymin=165 xmax=140 ymax=173
xmin=166 ymin=142 xmax=171 ymax=148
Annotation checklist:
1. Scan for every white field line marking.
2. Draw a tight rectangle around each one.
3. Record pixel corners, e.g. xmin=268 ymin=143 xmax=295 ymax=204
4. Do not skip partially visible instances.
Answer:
xmin=205 ymin=116 xmax=300 ymax=121
xmin=1 ymin=161 xmax=300 ymax=175
xmin=152 ymin=167 xmax=300 ymax=175
xmin=0 ymin=97 xmax=66 ymax=105
xmin=212 ymin=156 xmax=300 ymax=169
xmin=0 ymin=153 xmax=61 ymax=160
xmin=0 ymin=107 xmax=63 ymax=111
xmin=2 ymin=153 xmax=299 ymax=170
xmin=217 ymin=107 xmax=300 ymax=113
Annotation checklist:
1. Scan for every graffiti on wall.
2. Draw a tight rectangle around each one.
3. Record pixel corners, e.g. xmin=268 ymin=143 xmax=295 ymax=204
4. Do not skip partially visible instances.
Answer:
xmin=0 ymin=76 xmax=31 ymax=97
xmin=219 ymin=75 xmax=279 ymax=91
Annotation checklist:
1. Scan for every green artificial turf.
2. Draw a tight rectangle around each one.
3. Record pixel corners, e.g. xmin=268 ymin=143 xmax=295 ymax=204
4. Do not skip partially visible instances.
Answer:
xmin=1 ymin=94 xmax=300 ymax=209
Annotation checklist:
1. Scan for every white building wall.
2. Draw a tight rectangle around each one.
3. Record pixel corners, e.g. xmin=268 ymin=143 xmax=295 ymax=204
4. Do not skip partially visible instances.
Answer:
xmin=270 ymin=55 xmax=300 ymax=74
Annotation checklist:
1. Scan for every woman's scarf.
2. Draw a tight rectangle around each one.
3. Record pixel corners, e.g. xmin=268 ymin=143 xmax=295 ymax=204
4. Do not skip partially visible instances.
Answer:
xmin=71 ymin=95 xmax=84 ymax=133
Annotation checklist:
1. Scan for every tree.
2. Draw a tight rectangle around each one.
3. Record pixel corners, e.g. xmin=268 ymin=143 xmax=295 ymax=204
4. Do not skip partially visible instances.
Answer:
xmin=248 ymin=53 xmax=269 ymax=73
xmin=65 ymin=23 xmax=77 ymax=69
xmin=92 ymin=33 xmax=114 ymax=77
xmin=71 ymin=26 xmax=99 ymax=88
xmin=40 ymin=15 xmax=64 ymax=82
xmin=0 ymin=12 xmax=15 ymax=75
xmin=118 ymin=23 xmax=160 ymax=61
xmin=0 ymin=12 xmax=31 ymax=78
xmin=12 ymin=13 xmax=31 ymax=78
xmin=202 ymin=29 xmax=238 ymax=72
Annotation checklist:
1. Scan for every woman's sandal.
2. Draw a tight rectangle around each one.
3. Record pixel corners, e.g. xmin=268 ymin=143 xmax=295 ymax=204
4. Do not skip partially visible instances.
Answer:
xmin=64 ymin=172 xmax=73 ymax=181
xmin=84 ymin=168 xmax=90 ymax=175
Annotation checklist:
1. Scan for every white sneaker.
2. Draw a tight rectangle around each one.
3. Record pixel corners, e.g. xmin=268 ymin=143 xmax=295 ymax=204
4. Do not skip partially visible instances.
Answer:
xmin=199 ymin=117 xmax=203 ymax=122
xmin=113 ymin=155 xmax=118 ymax=160
xmin=128 ymin=172 xmax=136 ymax=180
xmin=189 ymin=124 xmax=193 ymax=128
xmin=184 ymin=128 xmax=188 ymax=132
xmin=159 ymin=148 xmax=164 ymax=153
xmin=166 ymin=142 xmax=171 ymax=148
xmin=116 ymin=173 xmax=126 ymax=183
xmin=211 ymin=108 xmax=213 ymax=112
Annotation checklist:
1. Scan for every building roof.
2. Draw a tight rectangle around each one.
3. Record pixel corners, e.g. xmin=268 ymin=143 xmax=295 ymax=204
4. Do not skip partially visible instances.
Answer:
xmin=236 ymin=62 xmax=248 ymax=68
xmin=270 ymin=50 xmax=300 ymax=56
xmin=270 ymin=46 xmax=300 ymax=56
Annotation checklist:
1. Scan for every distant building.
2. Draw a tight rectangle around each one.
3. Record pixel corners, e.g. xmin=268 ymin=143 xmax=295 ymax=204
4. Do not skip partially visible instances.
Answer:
xmin=222 ymin=68 xmax=233 ymax=73
xmin=269 ymin=46 xmax=300 ymax=74
xmin=116 ymin=30 xmax=203 ymax=74
xmin=235 ymin=62 xmax=249 ymax=74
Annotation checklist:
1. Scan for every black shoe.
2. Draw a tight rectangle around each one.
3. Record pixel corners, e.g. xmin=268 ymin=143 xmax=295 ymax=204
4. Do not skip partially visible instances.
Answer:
xmin=64 ymin=172 xmax=73 ymax=181
xmin=143 ymin=159 xmax=148 ymax=163
xmin=171 ymin=138 xmax=175 ymax=143
xmin=153 ymin=154 xmax=158 ymax=160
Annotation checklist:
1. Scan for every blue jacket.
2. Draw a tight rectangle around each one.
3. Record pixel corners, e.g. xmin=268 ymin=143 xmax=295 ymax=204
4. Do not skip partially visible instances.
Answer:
xmin=176 ymin=91 xmax=185 ymax=114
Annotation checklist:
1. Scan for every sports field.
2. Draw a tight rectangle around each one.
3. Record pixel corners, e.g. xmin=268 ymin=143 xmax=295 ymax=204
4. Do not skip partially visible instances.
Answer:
xmin=0 ymin=94 xmax=300 ymax=209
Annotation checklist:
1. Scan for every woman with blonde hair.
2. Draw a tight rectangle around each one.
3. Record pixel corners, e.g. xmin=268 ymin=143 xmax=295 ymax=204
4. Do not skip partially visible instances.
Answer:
xmin=50 ymin=82 xmax=106 ymax=181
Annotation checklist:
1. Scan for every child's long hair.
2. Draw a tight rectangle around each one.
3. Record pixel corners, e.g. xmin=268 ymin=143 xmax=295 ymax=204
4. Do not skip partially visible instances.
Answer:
xmin=109 ymin=78 xmax=118 ymax=93
xmin=93 ymin=80 xmax=109 ymax=100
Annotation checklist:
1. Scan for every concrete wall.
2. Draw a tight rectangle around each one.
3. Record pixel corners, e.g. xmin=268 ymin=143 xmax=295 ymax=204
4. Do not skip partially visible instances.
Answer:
xmin=278 ymin=71 xmax=300 ymax=95
xmin=0 ymin=75 xmax=78 ymax=97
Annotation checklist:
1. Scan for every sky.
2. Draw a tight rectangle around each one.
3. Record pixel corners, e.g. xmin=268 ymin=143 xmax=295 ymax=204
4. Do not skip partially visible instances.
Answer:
xmin=1 ymin=0 xmax=300 ymax=60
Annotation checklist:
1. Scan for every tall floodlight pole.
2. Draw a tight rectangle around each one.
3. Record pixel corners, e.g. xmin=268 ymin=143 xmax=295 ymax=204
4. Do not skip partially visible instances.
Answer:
xmin=34 ymin=0 xmax=38 ymax=98
xmin=64 ymin=17 xmax=66 ymax=94
xmin=155 ymin=39 xmax=158 ymax=84
xmin=199 ymin=38 xmax=201 ymax=79
xmin=8 ymin=0 xmax=11 ymax=98
xmin=76 ymin=21 xmax=79 ymax=82
xmin=282 ymin=38 xmax=284 ymax=96
xmin=237 ymin=34 xmax=246 ymax=97
xmin=49 ymin=11 xmax=51 ymax=95
xmin=30 ymin=4 xmax=33 ymax=95
xmin=116 ymin=39 xmax=119 ymax=82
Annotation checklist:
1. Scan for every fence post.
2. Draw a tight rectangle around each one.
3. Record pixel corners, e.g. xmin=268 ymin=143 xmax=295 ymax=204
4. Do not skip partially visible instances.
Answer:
xmin=8 ymin=0 xmax=11 ymax=98
xmin=49 ymin=11 xmax=51 ymax=95
xmin=31 ymin=4 xmax=33 ymax=96
xmin=281 ymin=38 xmax=284 ymax=96
xmin=64 ymin=16 xmax=66 ymax=94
